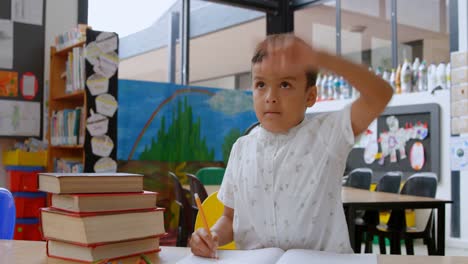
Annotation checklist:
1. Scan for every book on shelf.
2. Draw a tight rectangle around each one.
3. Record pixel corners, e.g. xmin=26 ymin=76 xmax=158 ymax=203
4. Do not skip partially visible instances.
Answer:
xmin=47 ymin=236 xmax=161 ymax=263
xmin=38 ymin=173 xmax=143 ymax=194
xmin=177 ymin=248 xmax=377 ymax=264
xmin=64 ymin=47 xmax=86 ymax=93
xmin=51 ymin=107 xmax=84 ymax=146
xmin=55 ymin=25 xmax=87 ymax=52
xmin=40 ymin=207 xmax=165 ymax=244
xmin=54 ymin=158 xmax=84 ymax=173
xmin=51 ymin=191 xmax=157 ymax=213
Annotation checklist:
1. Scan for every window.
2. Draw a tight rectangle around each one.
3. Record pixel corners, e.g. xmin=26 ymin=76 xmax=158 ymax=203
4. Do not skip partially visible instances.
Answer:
xmin=188 ymin=1 xmax=265 ymax=89
xmin=295 ymin=1 xmax=337 ymax=54
xmin=89 ymin=0 xmax=178 ymax=83
xmin=341 ymin=0 xmax=392 ymax=70
xmin=395 ymin=0 xmax=450 ymax=65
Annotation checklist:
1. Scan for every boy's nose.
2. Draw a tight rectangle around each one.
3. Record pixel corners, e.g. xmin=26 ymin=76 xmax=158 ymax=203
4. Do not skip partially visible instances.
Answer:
xmin=266 ymin=89 xmax=278 ymax=104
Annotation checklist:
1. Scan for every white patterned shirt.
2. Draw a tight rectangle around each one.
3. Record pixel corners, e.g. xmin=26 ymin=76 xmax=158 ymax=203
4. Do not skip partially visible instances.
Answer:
xmin=218 ymin=105 xmax=355 ymax=253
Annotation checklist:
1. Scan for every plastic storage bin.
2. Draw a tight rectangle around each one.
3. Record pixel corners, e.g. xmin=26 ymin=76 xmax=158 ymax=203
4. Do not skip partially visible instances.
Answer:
xmin=6 ymin=166 xmax=45 ymax=192
xmin=2 ymin=150 xmax=47 ymax=167
xmin=14 ymin=218 xmax=42 ymax=241
xmin=13 ymin=192 xmax=46 ymax=218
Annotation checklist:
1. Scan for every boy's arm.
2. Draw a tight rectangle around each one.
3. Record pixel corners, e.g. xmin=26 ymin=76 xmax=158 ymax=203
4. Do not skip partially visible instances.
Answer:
xmin=211 ymin=206 xmax=234 ymax=246
xmin=315 ymin=51 xmax=393 ymax=136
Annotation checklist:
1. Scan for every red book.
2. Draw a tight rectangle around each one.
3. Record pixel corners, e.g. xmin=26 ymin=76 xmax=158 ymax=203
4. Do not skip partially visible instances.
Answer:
xmin=50 ymin=191 xmax=157 ymax=213
xmin=40 ymin=207 xmax=165 ymax=245
xmin=46 ymin=235 xmax=164 ymax=263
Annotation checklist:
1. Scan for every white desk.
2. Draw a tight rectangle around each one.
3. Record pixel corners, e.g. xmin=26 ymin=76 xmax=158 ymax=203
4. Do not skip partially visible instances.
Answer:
xmin=1 ymin=240 xmax=467 ymax=264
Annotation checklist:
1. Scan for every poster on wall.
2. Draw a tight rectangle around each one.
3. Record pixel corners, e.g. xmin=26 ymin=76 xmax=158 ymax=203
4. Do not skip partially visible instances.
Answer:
xmin=0 ymin=100 xmax=40 ymax=136
xmin=451 ymin=136 xmax=468 ymax=171
xmin=0 ymin=70 xmax=18 ymax=97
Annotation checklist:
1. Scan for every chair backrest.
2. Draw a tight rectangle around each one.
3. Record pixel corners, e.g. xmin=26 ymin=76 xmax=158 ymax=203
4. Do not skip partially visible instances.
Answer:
xmin=387 ymin=173 xmax=437 ymax=230
xmin=195 ymin=167 xmax=225 ymax=185
xmin=376 ymin=171 xmax=402 ymax=193
xmin=168 ymin=172 xmax=194 ymax=247
xmin=186 ymin=173 xmax=208 ymax=205
xmin=400 ymin=172 xmax=437 ymax=198
xmin=346 ymin=168 xmax=372 ymax=190
xmin=0 ymin=188 xmax=16 ymax=239
xmin=194 ymin=191 xmax=236 ymax=250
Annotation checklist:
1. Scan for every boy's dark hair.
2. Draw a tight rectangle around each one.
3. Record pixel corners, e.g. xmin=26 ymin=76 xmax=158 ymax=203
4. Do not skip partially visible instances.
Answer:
xmin=251 ymin=34 xmax=317 ymax=89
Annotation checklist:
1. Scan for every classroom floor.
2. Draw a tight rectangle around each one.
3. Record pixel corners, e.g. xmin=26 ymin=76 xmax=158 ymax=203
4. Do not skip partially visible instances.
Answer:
xmin=368 ymin=240 xmax=468 ymax=256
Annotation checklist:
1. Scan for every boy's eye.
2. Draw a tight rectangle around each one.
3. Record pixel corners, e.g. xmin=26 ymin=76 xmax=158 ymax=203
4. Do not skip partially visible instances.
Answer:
xmin=280 ymin=81 xmax=291 ymax=89
xmin=255 ymin=81 xmax=265 ymax=89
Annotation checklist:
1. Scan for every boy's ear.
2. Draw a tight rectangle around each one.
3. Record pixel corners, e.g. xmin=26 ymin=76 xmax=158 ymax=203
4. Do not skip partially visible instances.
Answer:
xmin=306 ymin=85 xmax=317 ymax=107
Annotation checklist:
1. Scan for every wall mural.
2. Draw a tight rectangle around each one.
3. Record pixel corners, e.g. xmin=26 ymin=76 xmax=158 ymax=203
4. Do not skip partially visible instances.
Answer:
xmin=117 ymin=80 xmax=257 ymax=244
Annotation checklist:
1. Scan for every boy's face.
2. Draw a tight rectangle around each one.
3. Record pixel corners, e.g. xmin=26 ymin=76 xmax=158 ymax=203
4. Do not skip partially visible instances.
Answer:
xmin=252 ymin=47 xmax=316 ymax=133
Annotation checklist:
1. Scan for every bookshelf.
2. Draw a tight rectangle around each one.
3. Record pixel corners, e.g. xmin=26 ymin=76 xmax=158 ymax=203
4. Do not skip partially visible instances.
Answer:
xmin=47 ymin=28 xmax=119 ymax=173
xmin=47 ymin=41 xmax=86 ymax=172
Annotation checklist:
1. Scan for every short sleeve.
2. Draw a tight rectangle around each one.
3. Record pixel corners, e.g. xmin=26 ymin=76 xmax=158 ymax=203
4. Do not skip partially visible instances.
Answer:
xmin=217 ymin=141 xmax=239 ymax=209
xmin=319 ymin=104 xmax=355 ymax=160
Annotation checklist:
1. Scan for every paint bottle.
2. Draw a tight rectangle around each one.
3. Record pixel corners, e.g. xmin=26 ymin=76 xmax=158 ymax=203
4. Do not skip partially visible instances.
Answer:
xmin=436 ymin=63 xmax=446 ymax=90
xmin=333 ymin=75 xmax=341 ymax=100
xmin=389 ymin=69 xmax=396 ymax=92
xmin=327 ymin=74 xmax=335 ymax=100
xmin=417 ymin=61 xmax=428 ymax=91
xmin=400 ymin=59 xmax=412 ymax=93
xmin=395 ymin=64 xmax=402 ymax=94
xmin=427 ymin=63 xmax=437 ymax=91
xmin=339 ymin=77 xmax=347 ymax=99
xmin=315 ymin=73 xmax=322 ymax=101
xmin=320 ymin=73 xmax=328 ymax=101
xmin=412 ymin=57 xmax=420 ymax=92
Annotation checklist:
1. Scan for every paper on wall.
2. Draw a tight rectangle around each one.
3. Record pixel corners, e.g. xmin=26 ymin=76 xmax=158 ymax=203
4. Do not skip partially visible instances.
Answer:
xmin=451 ymin=136 xmax=468 ymax=171
xmin=0 ymin=100 xmax=40 ymax=136
xmin=96 ymin=32 xmax=118 ymax=53
xmin=22 ymin=74 xmax=36 ymax=97
xmin=0 ymin=19 xmax=13 ymax=69
xmin=11 ymin=0 xmax=43 ymax=26
xmin=94 ymin=51 xmax=119 ymax=78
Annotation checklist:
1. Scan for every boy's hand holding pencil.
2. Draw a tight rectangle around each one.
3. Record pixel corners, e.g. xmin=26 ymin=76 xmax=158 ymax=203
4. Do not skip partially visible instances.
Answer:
xmin=190 ymin=193 xmax=219 ymax=259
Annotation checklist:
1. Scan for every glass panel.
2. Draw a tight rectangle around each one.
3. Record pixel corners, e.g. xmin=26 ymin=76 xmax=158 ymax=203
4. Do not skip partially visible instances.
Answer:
xmin=341 ymin=0 xmax=392 ymax=70
xmin=188 ymin=1 xmax=266 ymax=89
xmin=395 ymin=0 xmax=450 ymax=92
xmin=88 ymin=0 xmax=177 ymax=38
xmin=89 ymin=0 xmax=179 ymax=83
xmin=295 ymin=1 xmax=336 ymax=54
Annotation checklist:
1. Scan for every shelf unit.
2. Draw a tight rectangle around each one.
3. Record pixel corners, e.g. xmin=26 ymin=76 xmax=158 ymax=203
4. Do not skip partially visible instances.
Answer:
xmin=47 ymin=41 xmax=86 ymax=171
xmin=47 ymin=28 xmax=119 ymax=173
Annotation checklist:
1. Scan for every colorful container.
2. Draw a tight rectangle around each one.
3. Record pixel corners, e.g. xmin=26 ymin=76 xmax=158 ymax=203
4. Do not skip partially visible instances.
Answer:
xmin=14 ymin=218 xmax=43 ymax=241
xmin=2 ymin=150 xmax=47 ymax=167
xmin=13 ymin=192 xmax=47 ymax=218
xmin=6 ymin=166 xmax=45 ymax=192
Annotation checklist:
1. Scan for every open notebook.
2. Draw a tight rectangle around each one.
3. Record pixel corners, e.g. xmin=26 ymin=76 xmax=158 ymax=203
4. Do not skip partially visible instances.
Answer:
xmin=176 ymin=248 xmax=377 ymax=264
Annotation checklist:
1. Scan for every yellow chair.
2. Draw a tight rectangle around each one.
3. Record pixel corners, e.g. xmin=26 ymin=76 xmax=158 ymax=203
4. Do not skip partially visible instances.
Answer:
xmin=194 ymin=191 xmax=236 ymax=249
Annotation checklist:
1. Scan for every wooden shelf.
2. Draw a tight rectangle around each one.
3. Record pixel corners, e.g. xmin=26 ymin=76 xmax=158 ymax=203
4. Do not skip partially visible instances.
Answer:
xmin=54 ymin=41 xmax=86 ymax=56
xmin=52 ymin=90 xmax=85 ymax=101
xmin=50 ymin=145 xmax=84 ymax=149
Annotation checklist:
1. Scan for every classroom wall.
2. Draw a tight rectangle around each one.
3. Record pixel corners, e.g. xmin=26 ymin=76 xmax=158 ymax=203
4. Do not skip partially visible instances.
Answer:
xmin=43 ymin=0 xmax=78 ymax=137
xmin=0 ymin=0 xmax=78 ymax=187
xmin=452 ymin=0 xmax=468 ymax=248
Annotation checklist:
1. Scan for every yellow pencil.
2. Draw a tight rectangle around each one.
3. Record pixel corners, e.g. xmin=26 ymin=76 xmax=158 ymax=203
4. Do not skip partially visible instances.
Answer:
xmin=194 ymin=193 xmax=217 ymax=259
xmin=194 ymin=193 xmax=211 ymax=238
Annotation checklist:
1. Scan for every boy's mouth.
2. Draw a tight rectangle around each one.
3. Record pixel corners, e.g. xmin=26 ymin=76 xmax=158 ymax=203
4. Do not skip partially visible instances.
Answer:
xmin=264 ymin=111 xmax=281 ymax=116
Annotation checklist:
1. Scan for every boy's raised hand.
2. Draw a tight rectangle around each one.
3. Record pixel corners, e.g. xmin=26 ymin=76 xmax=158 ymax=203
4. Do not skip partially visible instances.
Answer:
xmin=190 ymin=228 xmax=219 ymax=258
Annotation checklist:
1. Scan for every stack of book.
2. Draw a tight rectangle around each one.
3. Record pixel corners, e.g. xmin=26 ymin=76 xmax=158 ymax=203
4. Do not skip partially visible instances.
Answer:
xmin=38 ymin=172 xmax=165 ymax=264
